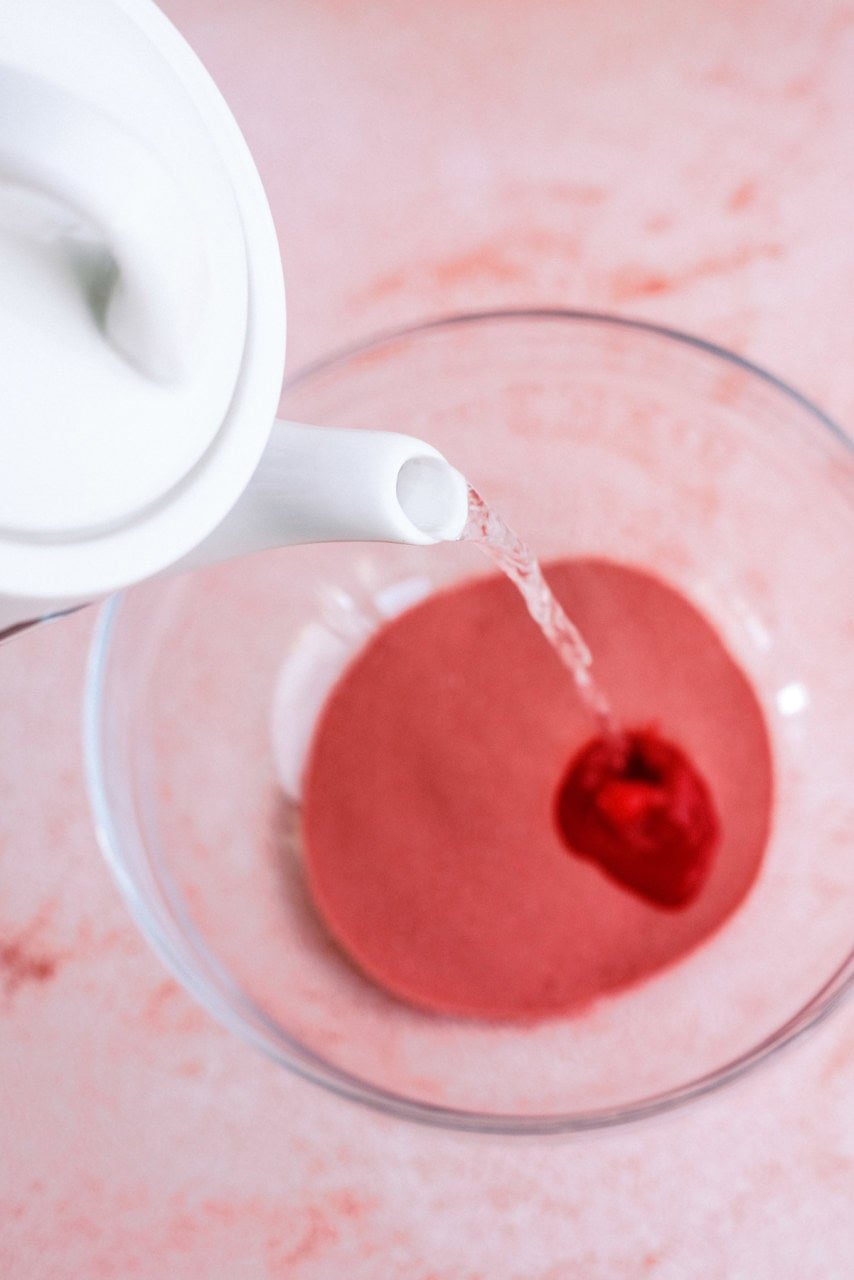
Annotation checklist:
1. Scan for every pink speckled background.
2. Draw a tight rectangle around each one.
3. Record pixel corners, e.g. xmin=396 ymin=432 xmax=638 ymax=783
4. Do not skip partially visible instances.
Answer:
xmin=2 ymin=1 xmax=853 ymax=1275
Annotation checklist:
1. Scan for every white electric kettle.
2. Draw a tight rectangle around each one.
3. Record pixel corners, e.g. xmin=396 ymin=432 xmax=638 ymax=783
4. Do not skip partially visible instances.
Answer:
xmin=0 ymin=0 xmax=468 ymax=641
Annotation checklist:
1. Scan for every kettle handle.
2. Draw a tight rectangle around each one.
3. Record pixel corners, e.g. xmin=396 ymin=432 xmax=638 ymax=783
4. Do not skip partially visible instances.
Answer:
xmin=0 ymin=65 xmax=205 ymax=382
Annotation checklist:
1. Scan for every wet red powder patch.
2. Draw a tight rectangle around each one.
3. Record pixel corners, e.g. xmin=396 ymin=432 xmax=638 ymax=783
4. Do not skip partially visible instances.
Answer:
xmin=556 ymin=728 xmax=720 ymax=909
xmin=302 ymin=560 xmax=772 ymax=1020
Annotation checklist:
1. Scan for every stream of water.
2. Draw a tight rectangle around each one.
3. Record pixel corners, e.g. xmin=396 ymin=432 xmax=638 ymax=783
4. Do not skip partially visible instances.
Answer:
xmin=463 ymin=486 xmax=614 ymax=735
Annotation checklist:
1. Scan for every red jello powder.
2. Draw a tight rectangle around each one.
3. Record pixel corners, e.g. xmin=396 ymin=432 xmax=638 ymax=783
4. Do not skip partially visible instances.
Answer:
xmin=302 ymin=560 xmax=772 ymax=1020
xmin=556 ymin=728 xmax=720 ymax=909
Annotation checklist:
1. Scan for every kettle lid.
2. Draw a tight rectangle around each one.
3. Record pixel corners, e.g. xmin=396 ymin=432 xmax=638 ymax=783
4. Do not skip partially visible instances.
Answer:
xmin=0 ymin=0 xmax=285 ymax=599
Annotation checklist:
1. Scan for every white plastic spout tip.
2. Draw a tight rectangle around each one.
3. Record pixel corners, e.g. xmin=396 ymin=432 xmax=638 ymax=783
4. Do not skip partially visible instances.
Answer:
xmin=396 ymin=455 xmax=468 ymax=543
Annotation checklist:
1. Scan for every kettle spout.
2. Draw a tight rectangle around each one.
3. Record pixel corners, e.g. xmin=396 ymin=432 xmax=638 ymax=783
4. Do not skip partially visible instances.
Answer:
xmin=184 ymin=420 xmax=469 ymax=570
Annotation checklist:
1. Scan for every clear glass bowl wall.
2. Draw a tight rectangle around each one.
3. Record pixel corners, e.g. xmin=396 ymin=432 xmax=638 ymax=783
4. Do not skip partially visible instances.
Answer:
xmin=87 ymin=312 xmax=854 ymax=1134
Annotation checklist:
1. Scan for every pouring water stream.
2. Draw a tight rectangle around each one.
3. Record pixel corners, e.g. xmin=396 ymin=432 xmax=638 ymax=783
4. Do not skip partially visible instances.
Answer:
xmin=463 ymin=486 xmax=615 ymax=736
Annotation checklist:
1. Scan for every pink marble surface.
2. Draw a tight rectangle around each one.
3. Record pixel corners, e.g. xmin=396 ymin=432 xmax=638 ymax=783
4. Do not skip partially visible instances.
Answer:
xmin=2 ymin=0 xmax=853 ymax=1275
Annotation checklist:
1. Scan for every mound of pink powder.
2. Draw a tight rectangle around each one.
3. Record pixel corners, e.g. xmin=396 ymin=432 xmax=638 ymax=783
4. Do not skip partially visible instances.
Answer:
xmin=302 ymin=560 xmax=772 ymax=1020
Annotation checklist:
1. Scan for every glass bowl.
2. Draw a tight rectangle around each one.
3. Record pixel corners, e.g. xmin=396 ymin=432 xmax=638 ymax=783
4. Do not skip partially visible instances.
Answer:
xmin=86 ymin=311 xmax=854 ymax=1134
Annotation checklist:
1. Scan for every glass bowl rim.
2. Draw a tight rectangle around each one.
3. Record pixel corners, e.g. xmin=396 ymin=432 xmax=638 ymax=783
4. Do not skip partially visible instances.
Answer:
xmin=85 ymin=307 xmax=854 ymax=1136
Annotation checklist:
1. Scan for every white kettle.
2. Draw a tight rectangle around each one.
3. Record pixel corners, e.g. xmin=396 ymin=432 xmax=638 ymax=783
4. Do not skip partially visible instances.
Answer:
xmin=0 ymin=0 xmax=468 ymax=641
